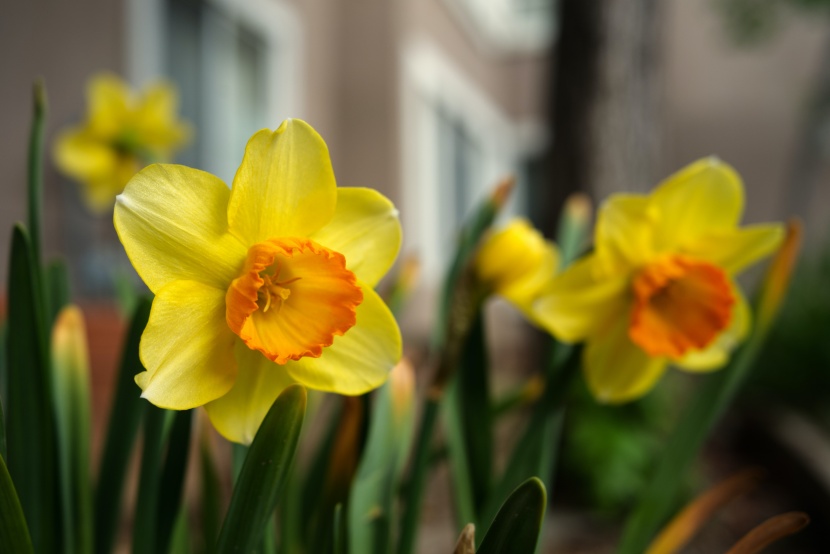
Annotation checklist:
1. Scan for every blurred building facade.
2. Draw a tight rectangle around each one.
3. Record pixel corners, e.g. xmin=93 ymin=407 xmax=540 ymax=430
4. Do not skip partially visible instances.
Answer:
xmin=0 ymin=0 xmax=552 ymax=297
xmin=1 ymin=0 xmax=829 ymax=296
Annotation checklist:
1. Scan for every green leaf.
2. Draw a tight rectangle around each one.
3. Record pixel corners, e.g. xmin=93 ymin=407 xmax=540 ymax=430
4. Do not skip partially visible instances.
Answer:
xmin=169 ymin=508 xmax=192 ymax=554
xmin=477 ymin=477 xmax=547 ymax=554
xmin=94 ymin=297 xmax=151 ymax=554
xmin=44 ymin=259 xmax=71 ymax=327
xmin=349 ymin=362 xmax=416 ymax=554
xmin=156 ymin=409 xmax=193 ymax=554
xmin=481 ymin=344 xmax=577 ymax=540
xmin=0 ymin=453 xmax=33 ymax=554
xmin=132 ymin=405 xmax=169 ymax=554
xmin=216 ymin=385 xmax=306 ymax=554
xmin=398 ymin=180 xmax=512 ymax=554
xmin=27 ymin=80 xmax=46 ymax=267
xmin=443 ymin=379 xmax=477 ymax=528
xmin=277 ymin=462 xmax=302 ymax=554
xmin=0 ymin=397 xmax=6 ymax=461
xmin=308 ymin=396 xmax=365 ymax=554
xmin=445 ymin=311 xmax=492 ymax=527
xmin=5 ymin=224 xmax=57 ymax=554
xmin=51 ymin=306 xmax=93 ymax=554
xmin=200 ymin=434 xmax=222 ymax=554
xmin=333 ymin=503 xmax=346 ymax=554
xmin=300 ymin=403 xmax=340 ymax=531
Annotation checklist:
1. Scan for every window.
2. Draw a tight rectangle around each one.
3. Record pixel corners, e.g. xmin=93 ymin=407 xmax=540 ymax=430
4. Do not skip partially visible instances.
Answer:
xmin=127 ymin=0 xmax=303 ymax=183
xmin=401 ymin=40 xmax=538 ymax=282
xmin=443 ymin=0 xmax=557 ymax=54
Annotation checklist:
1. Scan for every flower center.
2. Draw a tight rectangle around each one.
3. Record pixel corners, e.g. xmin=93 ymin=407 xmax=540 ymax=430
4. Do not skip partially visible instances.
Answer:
xmin=629 ymin=255 xmax=734 ymax=359
xmin=225 ymin=237 xmax=363 ymax=364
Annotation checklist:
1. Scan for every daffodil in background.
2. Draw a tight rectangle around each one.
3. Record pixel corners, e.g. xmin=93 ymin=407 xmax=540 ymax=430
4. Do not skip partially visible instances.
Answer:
xmin=114 ymin=119 xmax=402 ymax=443
xmin=54 ymin=73 xmax=191 ymax=212
xmin=475 ymin=218 xmax=559 ymax=323
xmin=534 ymin=158 xmax=783 ymax=403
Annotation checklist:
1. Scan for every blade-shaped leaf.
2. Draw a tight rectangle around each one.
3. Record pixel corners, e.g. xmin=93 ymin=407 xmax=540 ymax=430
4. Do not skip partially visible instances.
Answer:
xmin=200 ymin=431 xmax=222 ymax=554
xmin=27 ymin=80 xmax=45 ymax=267
xmin=6 ymin=224 xmax=57 ymax=554
xmin=444 ymin=311 xmax=491 ymax=527
xmin=0 ymin=453 xmax=33 ymax=554
xmin=349 ymin=361 xmax=416 ymax=554
xmin=481 ymin=344 xmax=577 ymax=534
xmin=398 ymin=179 xmax=513 ymax=554
xmin=216 ymin=385 xmax=306 ymax=554
xmin=156 ymin=409 xmax=193 ymax=553
xmin=132 ymin=405 xmax=170 ymax=554
xmin=477 ymin=477 xmax=546 ymax=554
xmin=0 ymin=450 xmax=34 ymax=554
xmin=94 ymin=297 xmax=151 ymax=554
xmin=44 ymin=259 xmax=71 ymax=327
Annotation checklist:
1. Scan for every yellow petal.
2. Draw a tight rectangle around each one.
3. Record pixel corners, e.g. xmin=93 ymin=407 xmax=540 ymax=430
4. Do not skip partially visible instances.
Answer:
xmin=583 ymin=315 xmax=668 ymax=403
xmin=228 ymin=120 xmax=337 ymax=245
xmin=675 ymin=285 xmax=751 ymax=372
xmin=533 ymin=254 xmax=628 ymax=343
xmin=134 ymin=81 xmax=192 ymax=151
xmin=286 ymin=284 xmax=401 ymax=395
xmin=114 ymin=164 xmax=247 ymax=293
xmin=475 ymin=218 xmax=560 ymax=310
xmin=595 ymin=194 xmax=657 ymax=272
xmin=651 ymin=158 xmax=744 ymax=250
xmin=53 ymin=128 xmax=118 ymax=182
xmin=310 ymin=187 xmax=402 ymax=287
xmin=682 ymin=224 xmax=784 ymax=275
xmin=87 ymin=73 xmax=131 ymax=138
xmin=137 ymin=280 xmax=237 ymax=409
xmin=205 ymin=342 xmax=297 ymax=444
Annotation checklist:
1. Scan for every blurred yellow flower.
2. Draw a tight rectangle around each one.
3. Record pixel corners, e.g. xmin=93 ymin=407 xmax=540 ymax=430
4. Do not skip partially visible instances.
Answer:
xmin=54 ymin=73 xmax=191 ymax=212
xmin=534 ymin=158 xmax=783 ymax=403
xmin=475 ymin=218 xmax=559 ymax=322
xmin=114 ymin=119 xmax=402 ymax=443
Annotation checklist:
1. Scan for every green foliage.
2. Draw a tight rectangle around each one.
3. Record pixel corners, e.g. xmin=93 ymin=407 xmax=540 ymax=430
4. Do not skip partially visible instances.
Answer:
xmin=5 ymin=225 xmax=57 ymax=554
xmin=477 ymin=477 xmax=547 ymax=554
xmin=0 ymin=453 xmax=33 ymax=554
xmin=216 ymin=385 xmax=306 ymax=553
xmin=717 ymin=0 xmax=830 ymax=45
xmin=94 ymin=298 xmax=152 ymax=554
xmin=746 ymin=242 xmax=830 ymax=413
xmin=560 ymin=380 xmax=667 ymax=515
xmin=349 ymin=366 xmax=415 ymax=554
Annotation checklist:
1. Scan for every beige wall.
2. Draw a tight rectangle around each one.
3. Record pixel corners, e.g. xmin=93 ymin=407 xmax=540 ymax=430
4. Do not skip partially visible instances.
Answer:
xmin=4 ymin=0 xmax=829 ymax=295
xmin=0 ymin=0 xmax=125 ymax=281
xmin=663 ymin=0 xmax=830 ymax=236
xmin=402 ymin=0 xmax=550 ymax=122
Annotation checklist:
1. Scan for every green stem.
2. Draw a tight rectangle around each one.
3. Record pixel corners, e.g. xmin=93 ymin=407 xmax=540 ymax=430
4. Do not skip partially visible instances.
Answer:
xmin=132 ymin=406 xmax=169 ymax=554
xmin=27 ymin=80 xmax=46 ymax=267
xmin=396 ymin=396 xmax=440 ymax=554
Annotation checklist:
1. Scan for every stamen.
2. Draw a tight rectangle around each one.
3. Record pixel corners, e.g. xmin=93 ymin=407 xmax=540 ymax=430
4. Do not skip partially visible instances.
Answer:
xmin=225 ymin=237 xmax=363 ymax=364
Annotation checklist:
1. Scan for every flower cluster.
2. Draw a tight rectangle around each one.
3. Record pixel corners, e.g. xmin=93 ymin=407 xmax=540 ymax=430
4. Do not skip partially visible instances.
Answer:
xmin=116 ymin=113 xmax=783 ymax=441
xmin=55 ymin=74 xmax=191 ymax=212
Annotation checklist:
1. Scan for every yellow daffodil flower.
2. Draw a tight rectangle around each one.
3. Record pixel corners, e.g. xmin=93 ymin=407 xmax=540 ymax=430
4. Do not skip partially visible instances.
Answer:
xmin=54 ymin=73 xmax=191 ymax=212
xmin=114 ymin=119 xmax=402 ymax=443
xmin=475 ymin=218 xmax=559 ymax=322
xmin=533 ymin=158 xmax=783 ymax=403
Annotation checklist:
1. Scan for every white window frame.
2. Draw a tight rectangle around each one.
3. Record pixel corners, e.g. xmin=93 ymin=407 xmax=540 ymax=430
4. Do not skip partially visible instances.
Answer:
xmin=442 ymin=0 xmax=557 ymax=56
xmin=400 ymin=38 xmax=546 ymax=283
xmin=125 ymin=0 xmax=304 ymax=181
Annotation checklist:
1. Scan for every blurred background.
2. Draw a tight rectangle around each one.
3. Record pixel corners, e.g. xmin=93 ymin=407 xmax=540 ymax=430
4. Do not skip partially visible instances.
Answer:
xmin=4 ymin=0 xmax=830 ymax=295
xmin=3 ymin=0 xmax=830 ymax=552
